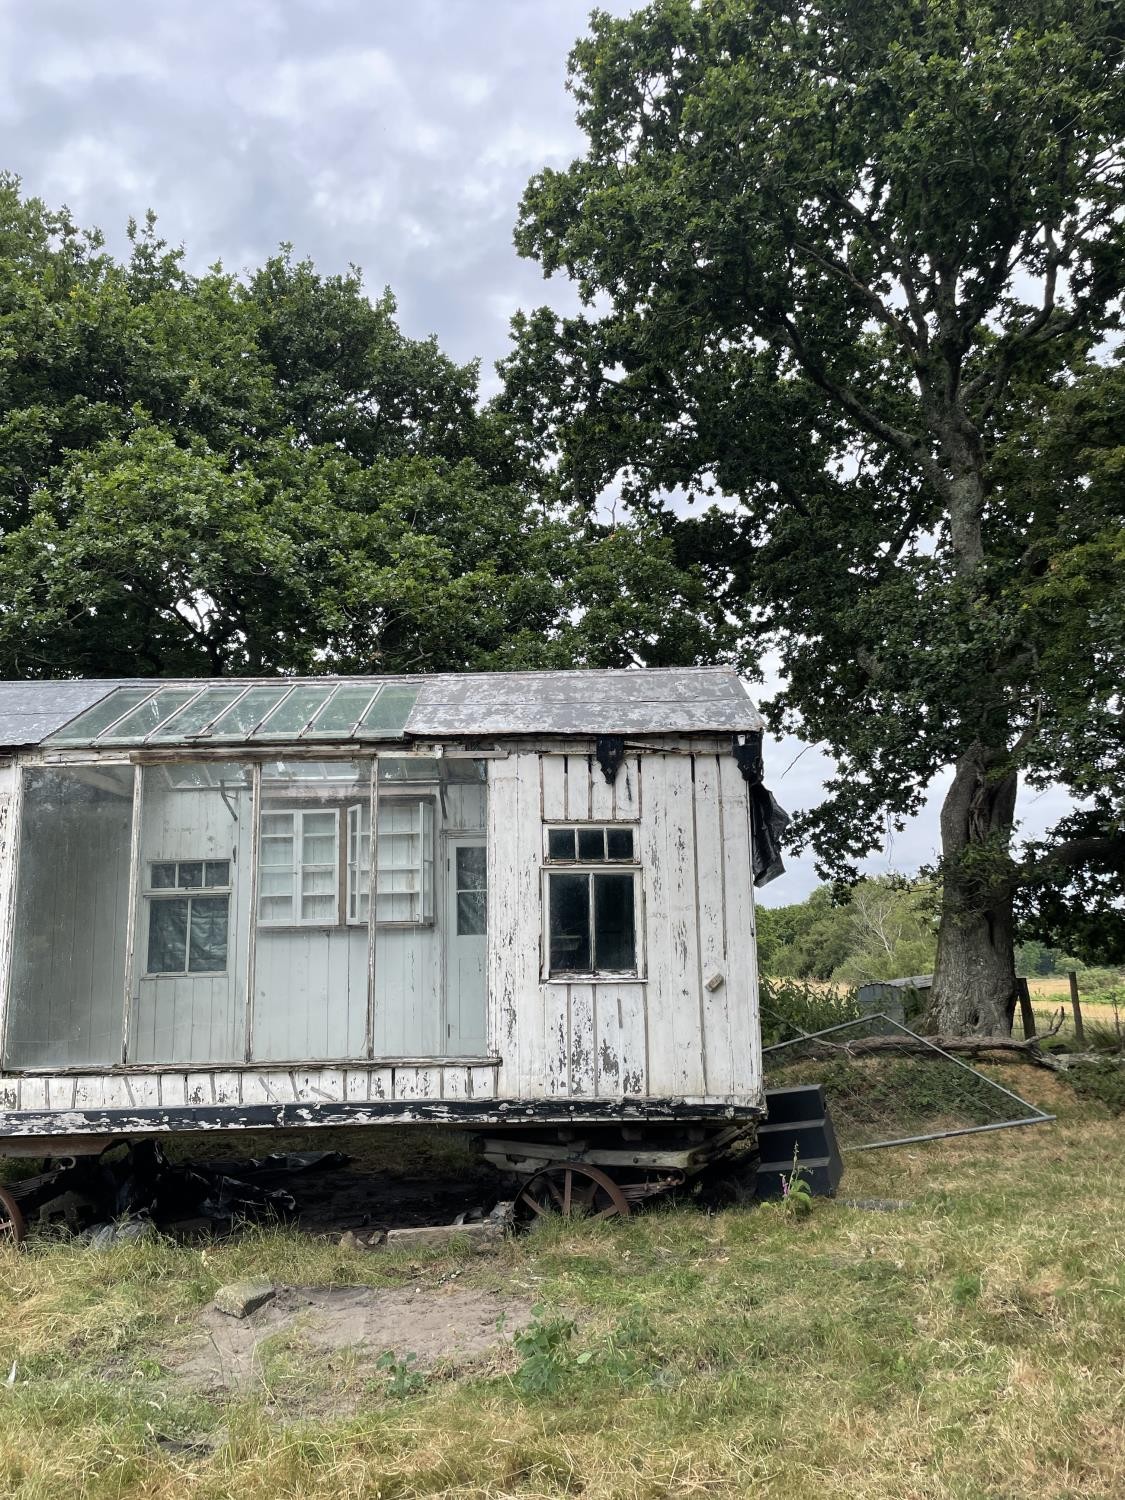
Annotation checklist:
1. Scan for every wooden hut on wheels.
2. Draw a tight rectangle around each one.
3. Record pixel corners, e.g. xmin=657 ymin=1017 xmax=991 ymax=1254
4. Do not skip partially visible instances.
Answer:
xmin=0 ymin=668 xmax=800 ymax=1228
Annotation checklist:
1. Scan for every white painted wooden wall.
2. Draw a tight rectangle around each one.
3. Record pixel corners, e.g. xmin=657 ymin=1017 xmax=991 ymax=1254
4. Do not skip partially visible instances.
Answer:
xmin=488 ymin=750 xmax=761 ymax=1105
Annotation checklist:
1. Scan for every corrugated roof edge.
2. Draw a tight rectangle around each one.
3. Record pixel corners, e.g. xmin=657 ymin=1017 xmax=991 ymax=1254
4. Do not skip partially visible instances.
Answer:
xmin=0 ymin=667 xmax=762 ymax=748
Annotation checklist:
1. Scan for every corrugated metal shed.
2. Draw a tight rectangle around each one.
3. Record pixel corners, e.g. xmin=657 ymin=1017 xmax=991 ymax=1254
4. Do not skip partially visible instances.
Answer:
xmin=0 ymin=667 xmax=762 ymax=749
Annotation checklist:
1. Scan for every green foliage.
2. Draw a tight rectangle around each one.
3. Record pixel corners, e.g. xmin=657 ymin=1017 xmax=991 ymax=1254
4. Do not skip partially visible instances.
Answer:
xmin=759 ymin=878 xmax=937 ymax=986
xmin=780 ymin=1151 xmax=814 ymax=1220
xmin=1064 ymin=1061 xmax=1125 ymax=1115
xmin=506 ymin=0 xmax=1125 ymax=1016
xmin=0 ymin=174 xmax=729 ymax=679
xmin=374 ymin=1350 xmax=426 ymax=1399
xmin=510 ymin=1307 xmax=579 ymax=1396
xmin=1013 ymin=941 xmax=1084 ymax=978
xmin=759 ymin=975 xmax=859 ymax=1047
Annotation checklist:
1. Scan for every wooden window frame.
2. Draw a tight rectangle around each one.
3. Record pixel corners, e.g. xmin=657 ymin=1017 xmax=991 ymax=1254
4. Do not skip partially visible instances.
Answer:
xmin=362 ymin=793 xmax=436 ymax=929
xmin=256 ymin=805 xmax=341 ymax=929
xmin=540 ymin=823 xmax=644 ymax=982
xmin=143 ymin=860 xmax=233 ymax=978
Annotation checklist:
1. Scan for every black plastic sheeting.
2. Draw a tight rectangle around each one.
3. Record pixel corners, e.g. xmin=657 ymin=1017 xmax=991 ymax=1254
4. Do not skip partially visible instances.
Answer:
xmin=10 ymin=1142 xmax=350 ymax=1238
xmin=734 ymin=731 xmax=791 ymax=887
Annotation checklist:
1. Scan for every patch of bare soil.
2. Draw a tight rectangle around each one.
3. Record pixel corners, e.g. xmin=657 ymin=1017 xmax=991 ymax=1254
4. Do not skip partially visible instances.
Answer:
xmin=170 ymin=1284 xmax=534 ymax=1391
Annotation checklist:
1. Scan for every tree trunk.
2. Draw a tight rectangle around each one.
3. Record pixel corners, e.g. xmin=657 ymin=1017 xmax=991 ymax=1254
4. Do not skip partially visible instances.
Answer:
xmin=927 ymin=744 xmax=1019 ymax=1036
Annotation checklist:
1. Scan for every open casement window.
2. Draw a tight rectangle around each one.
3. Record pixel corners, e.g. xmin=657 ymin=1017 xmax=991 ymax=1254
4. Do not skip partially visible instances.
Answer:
xmin=347 ymin=797 xmax=435 ymax=925
xmin=543 ymin=825 xmax=641 ymax=978
xmin=257 ymin=807 xmax=340 ymax=926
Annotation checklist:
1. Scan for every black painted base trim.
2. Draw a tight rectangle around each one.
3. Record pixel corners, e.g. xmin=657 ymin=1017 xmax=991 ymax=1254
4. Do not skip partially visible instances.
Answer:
xmin=0 ymin=1096 xmax=763 ymax=1143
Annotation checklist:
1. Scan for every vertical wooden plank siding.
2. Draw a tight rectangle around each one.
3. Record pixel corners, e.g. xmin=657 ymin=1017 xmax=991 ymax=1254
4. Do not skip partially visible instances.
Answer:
xmin=486 ymin=746 xmax=757 ymax=1104
xmin=488 ymin=755 xmax=529 ymax=1096
xmin=0 ymin=774 xmax=18 ymax=1061
xmin=567 ymin=982 xmax=596 ymax=1095
xmin=718 ymin=755 xmax=759 ymax=1097
xmin=540 ymin=756 xmax=567 ymax=824
xmin=587 ymin=755 xmax=615 ymax=823
xmin=693 ymin=753 xmax=732 ymax=1095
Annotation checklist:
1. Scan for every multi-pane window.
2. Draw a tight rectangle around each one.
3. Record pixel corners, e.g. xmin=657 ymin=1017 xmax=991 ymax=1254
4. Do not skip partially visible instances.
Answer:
xmin=543 ymin=825 xmax=640 ymax=976
xmin=146 ymin=860 xmax=231 ymax=975
xmin=257 ymin=809 xmax=340 ymax=925
xmin=375 ymin=800 xmax=434 ymax=924
xmin=259 ymin=796 xmax=435 ymax=928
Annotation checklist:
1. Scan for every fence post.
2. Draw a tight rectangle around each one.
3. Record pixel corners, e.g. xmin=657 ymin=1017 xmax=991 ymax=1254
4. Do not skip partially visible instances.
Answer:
xmin=1017 ymin=977 xmax=1037 ymax=1039
xmin=1068 ymin=970 xmax=1086 ymax=1047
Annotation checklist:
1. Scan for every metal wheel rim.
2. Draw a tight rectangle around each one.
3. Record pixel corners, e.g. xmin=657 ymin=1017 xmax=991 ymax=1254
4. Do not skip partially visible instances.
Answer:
xmin=0 ymin=1186 xmax=26 ymax=1250
xmin=516 ymin=1161 xmax=631 ymax=1222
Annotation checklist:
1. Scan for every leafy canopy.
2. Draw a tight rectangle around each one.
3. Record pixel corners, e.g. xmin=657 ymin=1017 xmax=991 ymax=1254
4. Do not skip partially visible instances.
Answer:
xmin=0 ymin=176 xmax=730 ymax=677
xmin=505 ymin=0 xmax=1125 ymax=959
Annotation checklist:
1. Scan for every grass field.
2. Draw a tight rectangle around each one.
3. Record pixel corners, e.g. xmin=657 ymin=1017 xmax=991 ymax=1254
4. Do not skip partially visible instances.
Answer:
xmin=1 ymin=1068 xmax=1122 ymax=1500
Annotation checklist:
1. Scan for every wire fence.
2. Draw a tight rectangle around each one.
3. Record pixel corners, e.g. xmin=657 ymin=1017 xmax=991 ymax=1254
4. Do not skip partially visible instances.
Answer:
xmin=762 ymin=1013 xmax=1053 ymax=1151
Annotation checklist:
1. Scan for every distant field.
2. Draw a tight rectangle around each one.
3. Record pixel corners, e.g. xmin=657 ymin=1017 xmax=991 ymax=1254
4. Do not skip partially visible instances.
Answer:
xmin=1 ymin=1069 xmax=1123 ymax=1499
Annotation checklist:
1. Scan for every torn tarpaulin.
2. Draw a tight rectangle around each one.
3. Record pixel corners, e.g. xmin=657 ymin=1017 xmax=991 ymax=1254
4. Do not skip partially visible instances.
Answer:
xmin=733 ymin=731 xmax=791 ymax=887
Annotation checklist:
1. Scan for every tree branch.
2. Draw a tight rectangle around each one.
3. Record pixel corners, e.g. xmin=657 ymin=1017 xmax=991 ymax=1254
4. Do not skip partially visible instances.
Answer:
xmin=774 ymin=313 xmax=948 ymax=498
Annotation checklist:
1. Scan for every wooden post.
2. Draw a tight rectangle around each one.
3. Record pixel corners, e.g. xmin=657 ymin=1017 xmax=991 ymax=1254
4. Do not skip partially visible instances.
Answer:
xmin=1068 ymin=970 xmax=1086 ymax=1047
xmin=1017 ymin=977 xmax=1037 ymax=1039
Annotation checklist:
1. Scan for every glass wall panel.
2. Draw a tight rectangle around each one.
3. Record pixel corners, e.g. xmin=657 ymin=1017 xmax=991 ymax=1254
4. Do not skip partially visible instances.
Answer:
xmin=252 ymin=760 xmax=371 ymax=1062
xmin=375 ymin=757 xmax=489 ymax=1058
xmin=4 ymin=765 xmax=134 ymax=1068
xmin=129 ymin=761 xmax=251 ymax=1064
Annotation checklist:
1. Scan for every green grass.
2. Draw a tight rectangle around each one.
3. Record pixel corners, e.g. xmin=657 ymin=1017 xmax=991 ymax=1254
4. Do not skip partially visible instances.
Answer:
xmin=1 ymin=1068 xmax=1122 ymax=1499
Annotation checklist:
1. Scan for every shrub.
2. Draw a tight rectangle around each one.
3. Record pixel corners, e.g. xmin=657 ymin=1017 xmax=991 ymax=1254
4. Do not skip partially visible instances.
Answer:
xmin=760 ymin=976 xmax=860 ymax=1047
xmin=1065 ymin=1061 xmax=1125 ymax=1115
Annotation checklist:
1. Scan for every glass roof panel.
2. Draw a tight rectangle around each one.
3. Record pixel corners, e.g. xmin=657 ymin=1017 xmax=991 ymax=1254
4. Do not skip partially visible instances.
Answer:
xmin=359 ymin=685 xmax=419 ymax=736
xmin=47 ymin=687 xmax=154 ymax=744
xmin=253 ymin=684 xmax=334 ymax=738
xmin=148 ymin=685 xmax=246 ymax=741
xmin=43 ymin=679 xmax=418 ymax=747
xmin=207 ymin=685 xmax=290 ymax=739
xmin=303 ymin=684 xmax=379 ymax=737
xmin=99 ymin=688 xmax=200 ymax=742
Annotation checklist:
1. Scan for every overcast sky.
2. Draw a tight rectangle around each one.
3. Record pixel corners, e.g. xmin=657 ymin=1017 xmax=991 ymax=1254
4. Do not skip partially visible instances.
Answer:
xmin=3 ymin=0 xmax=1073 ymax=904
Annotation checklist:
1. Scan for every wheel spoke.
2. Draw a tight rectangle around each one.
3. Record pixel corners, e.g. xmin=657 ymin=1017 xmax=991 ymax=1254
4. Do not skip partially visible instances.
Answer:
xmin=516 ymin=1161 xmax=631 ymax=1225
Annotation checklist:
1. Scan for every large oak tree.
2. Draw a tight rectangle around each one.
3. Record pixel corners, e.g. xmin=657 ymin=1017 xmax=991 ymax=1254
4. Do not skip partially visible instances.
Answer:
xmin=505 ymin=0 xmax=1125 ymax=1032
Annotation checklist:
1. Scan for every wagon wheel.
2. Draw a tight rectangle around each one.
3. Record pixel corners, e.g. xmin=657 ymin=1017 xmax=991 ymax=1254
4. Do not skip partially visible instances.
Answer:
xmin=516 ymin=1162 xmax=631 ymax=1223
xmin=0 ymin=1186 xmax=26 ymax=1250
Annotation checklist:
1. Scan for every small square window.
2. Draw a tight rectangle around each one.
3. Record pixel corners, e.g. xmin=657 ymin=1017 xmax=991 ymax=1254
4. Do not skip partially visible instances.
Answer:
xmin=548 ymin=828 xmax=576 ymax=860
xmin=178 ymin=861 xmax=204 ymax=889
xmin=204 ymin=859 xmax=230 ymax=888
xmin=150 ymin=862 xmax=177 ymax=890
xmin=606 ymin=828 xmax=634 ymax=860
xmin=577 ymin=827 xmax=605 ymax=861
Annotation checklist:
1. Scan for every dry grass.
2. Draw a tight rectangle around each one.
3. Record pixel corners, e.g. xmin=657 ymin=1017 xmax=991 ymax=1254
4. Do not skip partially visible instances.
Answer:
xmin=1 ymin=1071 xmax=1123 ymax=1499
